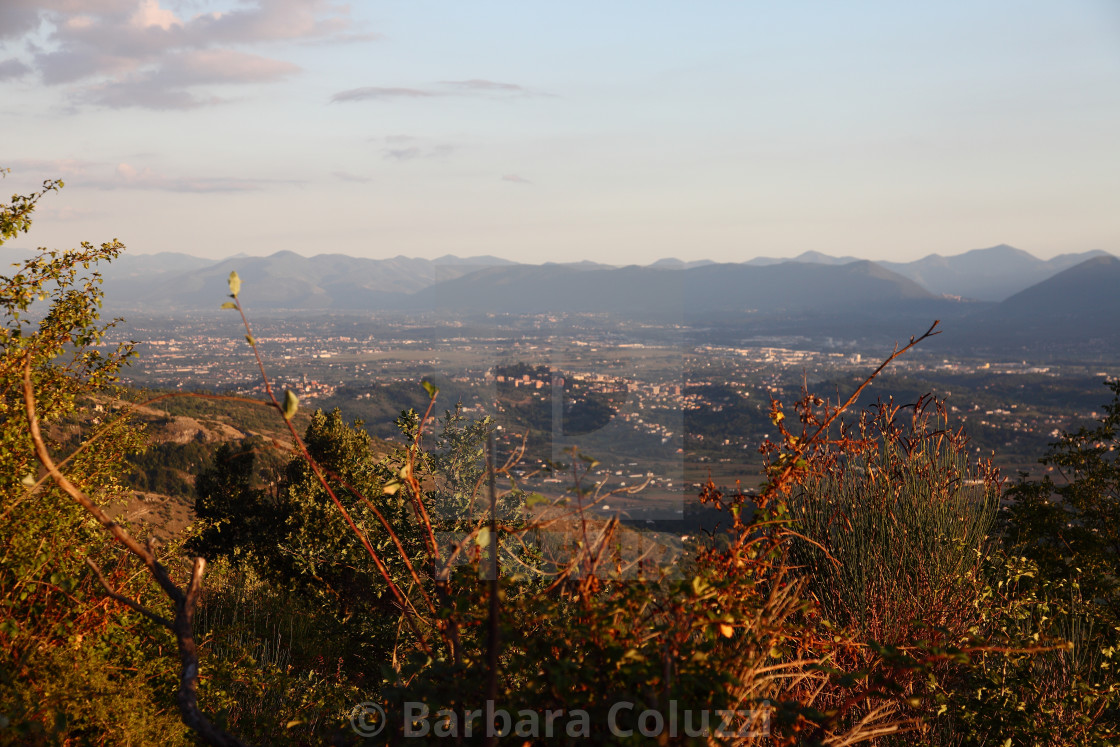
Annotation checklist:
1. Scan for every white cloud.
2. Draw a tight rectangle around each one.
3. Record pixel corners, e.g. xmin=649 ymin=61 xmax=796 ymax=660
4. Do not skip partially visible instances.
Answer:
xmin=3 ymin=0 xmax=367 ymax=109
xmin=130 ymin=0 xmax=181 ymax=31
xmin=75 ymin=48 xmax=298 ymax=110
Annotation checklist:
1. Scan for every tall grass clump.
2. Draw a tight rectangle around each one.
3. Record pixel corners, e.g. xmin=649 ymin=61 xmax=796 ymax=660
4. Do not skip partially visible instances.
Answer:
xmin=787 ymin=396 xmax=1001 ymax=645
xmin=189 ymin=563 xmax=363 ymax=743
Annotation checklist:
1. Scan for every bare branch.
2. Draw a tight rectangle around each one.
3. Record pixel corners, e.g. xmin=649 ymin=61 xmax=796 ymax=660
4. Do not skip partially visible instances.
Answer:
xmin=761 ymin=320 xmax=942 ymax=507
xmin=22 ymin=359 xmax=248 ymax=747
xmin=84 ymin=558 xmax=172 ymax=628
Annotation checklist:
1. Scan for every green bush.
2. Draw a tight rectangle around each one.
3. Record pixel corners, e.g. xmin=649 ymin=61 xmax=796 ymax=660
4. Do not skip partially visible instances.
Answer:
xmin=0 ymin=171 xmax=186 ymax=743
xmin=787 ymin=397 xmax=1001 ymax=645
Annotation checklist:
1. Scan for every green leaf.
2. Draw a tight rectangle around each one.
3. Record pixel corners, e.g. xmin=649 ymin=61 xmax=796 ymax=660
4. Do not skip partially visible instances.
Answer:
xmin=220 ymin=301 xmax=237 ymax=310
xmin=420 ymin=380 xmax=439 ymax=399
xmin=475 ymin=526 xmax=491 ymax=547
xmin=524 ymin=493 xmax=549 ymax=509
xmin=227 ymin=271 xmax=241 ymax=297
xmin=282 ymin=389 xmax=298 ymax=420
xmin=245 ymin=335 xmax=255 ymax=346
xmin=21 ymin=474 xmax=36 ymax=488
xmin=382 ymin=479 xmax=402 ymax=496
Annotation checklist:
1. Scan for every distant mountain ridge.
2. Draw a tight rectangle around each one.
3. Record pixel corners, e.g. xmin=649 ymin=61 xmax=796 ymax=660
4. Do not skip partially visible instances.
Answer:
xmin=97 ymin=244 xmax=1114 ymax=319
xmin=878 ymin=244 xmax=1111 ymax=301
xmin=744 ymin=250 xmax=863 ymax=267
xmin=101 ymin=251 xmax=515 ymax=311
xmin=966 ymin=255 xmax=1120 ymax=338
xmin=88 ymin=245 xmax=1120 ymax=358
xmin=403 ymin=260 xmax=938 ymax=320
xmin=98 ymin=244 xmax=1113 ymax=310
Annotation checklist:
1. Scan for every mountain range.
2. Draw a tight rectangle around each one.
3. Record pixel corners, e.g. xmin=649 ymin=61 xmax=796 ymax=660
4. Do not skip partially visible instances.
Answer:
xmin=878 ymin=245 xmax=1112 ymax=302
xmin=99 ymin=244 xmax=1111 ymax=309
xmin=92 ymin=244 xmax=1118 ymax=357
xmin=99 ymin=251 xmax=513 ymax=311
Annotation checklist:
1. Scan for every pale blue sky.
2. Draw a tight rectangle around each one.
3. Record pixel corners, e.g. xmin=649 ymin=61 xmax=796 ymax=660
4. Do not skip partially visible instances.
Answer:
xmin=2 ymin=0 xmax=1119 ymax=263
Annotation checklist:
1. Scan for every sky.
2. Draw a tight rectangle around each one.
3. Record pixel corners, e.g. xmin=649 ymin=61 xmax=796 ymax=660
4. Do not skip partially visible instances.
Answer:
xmin=2 ymin=0 xmax=1119 ymax=265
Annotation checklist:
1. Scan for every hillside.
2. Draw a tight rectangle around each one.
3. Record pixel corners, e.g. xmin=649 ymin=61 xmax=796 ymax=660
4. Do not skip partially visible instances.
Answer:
xmin=963 ymin=255 xmax=1120 ymax=350
xmin=59 ymin=390 xmax=396 ymax=538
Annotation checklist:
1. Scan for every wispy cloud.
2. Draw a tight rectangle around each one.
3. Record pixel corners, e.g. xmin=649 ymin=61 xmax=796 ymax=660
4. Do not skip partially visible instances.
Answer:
xmin=331 ymin=86 xmax=434 ymax=103
xmin=383 ymin=147 xmax=423 ymax=161
xmin=385 ymin=145 xmax=456 ymax=161
xmin=332 ymin=171 xmax=372 ymax=183
xmin=370 ymin=135 xmax=455 ymax=162
xmin=439 ymin=79 xmax=531 ymax=95
xmin=6 ymin=158 xmax=99 ymax=180
xmin=6 ymin=157 xmax=299 ymax=193
xmin=96 ymin=162 xmax=301 ymax=192
xmin=36 ymin=203 xmax=98 ymax=221
xmin=81 ymin=49 xmax=298 ymax=109
xmin=501 ymin=174 xmax=532 ymax=185
xmin=332 ymin=78 xmax=543 ymax=104
xmin=2 ymin=0 xmax=368 ymax=109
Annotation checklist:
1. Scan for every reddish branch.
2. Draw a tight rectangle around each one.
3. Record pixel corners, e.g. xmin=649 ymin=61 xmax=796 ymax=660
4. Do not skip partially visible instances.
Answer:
xmin=230 ymin=298 xmax=445 ymax=658
xmin=21 ymin=360 xmax=248 ymax=747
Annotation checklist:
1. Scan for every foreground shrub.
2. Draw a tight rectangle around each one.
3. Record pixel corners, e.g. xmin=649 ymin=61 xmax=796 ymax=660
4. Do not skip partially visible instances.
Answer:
xmin=786 ymin=396 xmax=1000 ymax=645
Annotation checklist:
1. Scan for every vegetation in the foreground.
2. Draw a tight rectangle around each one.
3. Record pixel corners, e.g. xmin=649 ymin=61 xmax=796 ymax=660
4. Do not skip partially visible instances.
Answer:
xmin=2 ymin=171 xmax=1118 ymax=745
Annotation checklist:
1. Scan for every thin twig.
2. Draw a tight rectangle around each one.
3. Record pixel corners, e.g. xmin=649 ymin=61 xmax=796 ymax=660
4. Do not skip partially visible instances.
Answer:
xmin=484 ymin=431 xmax=500 ymax=747
xmin=84 ymin=558 xmax=172 ymax=628
xmin=229 ymin=296 xmax=436 ymax=656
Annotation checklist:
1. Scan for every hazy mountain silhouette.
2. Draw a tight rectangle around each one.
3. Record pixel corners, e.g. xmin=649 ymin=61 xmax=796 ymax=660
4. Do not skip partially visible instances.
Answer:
xmin=745 ymin=250 xmax=862 ymax=267
xmin=404 ymin=260 xmax=938 ymax=320
xmin=96 ymin=246 xmax=1116 ymax=357
xmin=966 ymin=255 xmax=1120 ymax=338
xmin=103 ymin=251 xmax=509 ymax=310
xmin=431 ymin=254 xmax=517 ymax=266
xmin=879 ymin=244 xmax=1110 ymax=301
xmin=650 ymin=258 xmax=717 ymax=270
